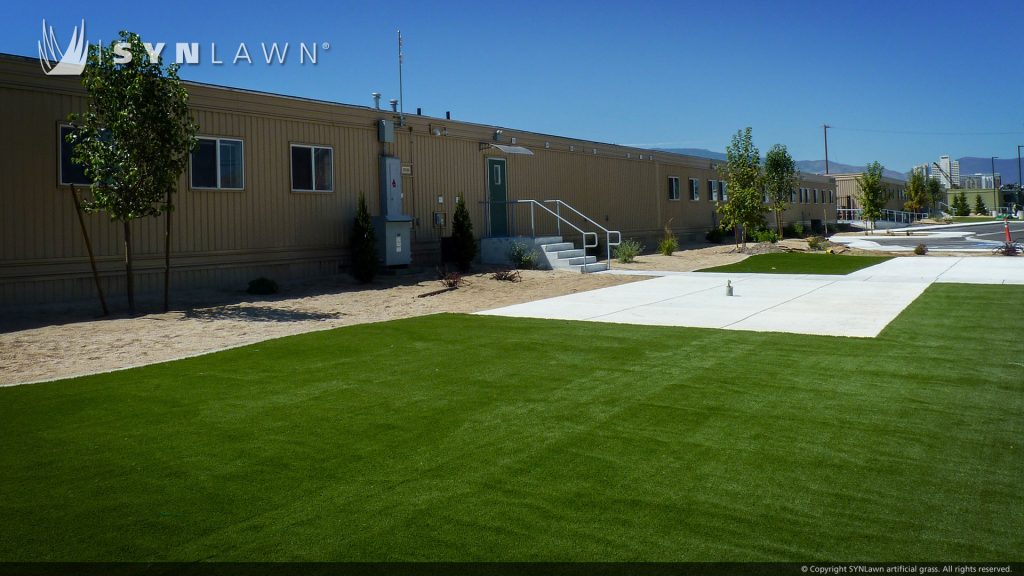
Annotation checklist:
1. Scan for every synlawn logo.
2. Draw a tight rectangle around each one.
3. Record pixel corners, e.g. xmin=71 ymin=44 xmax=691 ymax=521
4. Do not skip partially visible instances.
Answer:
xmin=38 ymin=18 xmax=89 ymax=75
xmin=37 ymin=18 xmax=328 ymax=76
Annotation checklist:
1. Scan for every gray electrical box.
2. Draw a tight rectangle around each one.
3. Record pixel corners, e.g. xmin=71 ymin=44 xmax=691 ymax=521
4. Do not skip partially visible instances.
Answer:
xmin=378 ymin=119 xmax=394 ymax=143
xmin=380 ymin=155 xmax=403 ymax=216
xmin=373 ymin=216 xmax=413 ymax=266
xmin=375 ymin=154 xmax=412 ymax=266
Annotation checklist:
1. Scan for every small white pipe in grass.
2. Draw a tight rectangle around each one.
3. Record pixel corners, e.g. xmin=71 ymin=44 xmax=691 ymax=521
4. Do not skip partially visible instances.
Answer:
xmin=726 ymin=280 xmax=733 ymax=296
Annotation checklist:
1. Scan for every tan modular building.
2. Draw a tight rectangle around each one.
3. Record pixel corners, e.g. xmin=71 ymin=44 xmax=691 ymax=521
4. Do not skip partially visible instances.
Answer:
xmin=833 ymin=173 xmax=908 ymax=213
xmin=0 ymin=54 xmax=835 ymax=307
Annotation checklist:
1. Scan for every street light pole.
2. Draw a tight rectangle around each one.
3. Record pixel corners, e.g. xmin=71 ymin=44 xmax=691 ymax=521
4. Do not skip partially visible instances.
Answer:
xmin=991 ymin=156 xmax=998 ymax=213
xmin=1017 ymin=145 xmax=1022 ymax=210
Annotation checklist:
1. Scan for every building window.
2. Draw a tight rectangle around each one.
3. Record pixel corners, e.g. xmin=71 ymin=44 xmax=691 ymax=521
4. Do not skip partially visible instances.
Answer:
xmin=689 ymin=178 xmax=699 ymax=201
xmin=720 ymin=181 xmax=727 ymax=201
xmin=668 ymin=177 xmax=680 ymax=200
xmin=828 ymin=190 xmax=834 ymax=203
xmin=813 ymin=189 xmax=819 ymax=203
xmin=789 ymin=188 xmax=796 ymax=203
xmin=708 ymin=179 xmax=718 ymax=201
xmin=191 ymin=137 xmax=244 ymax=190
xmin=58 ymin=125 xmax=91 ymax=186
xmin=291 ymin=145 xmax=334 ymax=192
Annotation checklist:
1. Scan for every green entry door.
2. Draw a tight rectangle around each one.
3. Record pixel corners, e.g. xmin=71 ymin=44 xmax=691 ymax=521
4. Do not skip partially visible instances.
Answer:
xmin=487 ymin=157 xmax=508 ymax=237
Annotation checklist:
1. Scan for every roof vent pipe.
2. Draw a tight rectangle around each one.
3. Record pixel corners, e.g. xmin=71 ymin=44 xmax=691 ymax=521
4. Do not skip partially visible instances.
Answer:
xmin=389 ymin=99 xmax=399 ymax=113
xmin=371 ymin=92 xmax=381 ymax=109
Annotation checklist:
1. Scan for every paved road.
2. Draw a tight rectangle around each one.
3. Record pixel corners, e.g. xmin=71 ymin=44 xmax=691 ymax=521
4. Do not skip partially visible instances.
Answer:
xmin=834 ymin=221 xmax=1024 ymax=251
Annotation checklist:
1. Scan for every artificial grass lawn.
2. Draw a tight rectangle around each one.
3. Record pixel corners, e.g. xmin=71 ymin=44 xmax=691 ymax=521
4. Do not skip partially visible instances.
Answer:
xmin=1 ymin=284 xmax=1021 ymax=561
xmin=698 ymin=252 xmax=891 ymax=275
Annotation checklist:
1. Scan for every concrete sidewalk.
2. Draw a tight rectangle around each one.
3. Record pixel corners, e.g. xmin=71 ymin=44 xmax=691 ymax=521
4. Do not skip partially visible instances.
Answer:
xmin=477 ymin=257 xmax=1024 ymax=338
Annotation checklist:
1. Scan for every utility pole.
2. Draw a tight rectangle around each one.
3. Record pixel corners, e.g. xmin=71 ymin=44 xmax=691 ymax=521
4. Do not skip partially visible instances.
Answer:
xmin=991 ymin=156 xmax=998 ymax=211
xmin=823 ymin=124 xmax=830 ymax=175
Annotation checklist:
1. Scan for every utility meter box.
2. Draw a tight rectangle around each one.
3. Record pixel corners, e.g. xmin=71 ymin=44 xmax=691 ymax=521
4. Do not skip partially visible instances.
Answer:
xmin=380 ymin=155 xmax=403 ymax=216
xmin=373 ymin=216 xmax=413 ymax=266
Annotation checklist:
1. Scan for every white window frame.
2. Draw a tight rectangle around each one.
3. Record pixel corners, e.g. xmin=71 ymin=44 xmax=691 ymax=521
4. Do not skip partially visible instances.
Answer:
xmin=813 ymin=188 xmax=819 ymax=203
xmin=290 ymin=144 xmax=335 ymax=193
xmin=668 ymin=176 xmax=680 ymax=201
xmin=190 ymin=136 xmax=245 ymax=190
xmin=720 ymin=181 xmax=728 ymax=201
xmin=689 ymin=178 xmax=700 ymax=201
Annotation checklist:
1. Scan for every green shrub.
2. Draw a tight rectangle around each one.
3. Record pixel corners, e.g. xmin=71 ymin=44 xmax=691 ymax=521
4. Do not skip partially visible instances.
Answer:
xmin=451 ymin=196 xmax=476 ymax=271
xmin=705 ymin=227 xmax=725 ymax=244
xmin=952 ymin=191 xmax=971 ymax=216
xmin=614 ymin=238 xmax=644 ymax=263
xmin=658 ymin=224 xmax=679 ymax=256
xmin=246 ymin=277 xmax=278 ymax=295
xmin=752 ymin=229 xmax=779 ymax=243
xmin=508 ymin=241 xmax=539 ymax=270
xmin=351 ymin=193 xmax=377 ymax=283
xmin=914 ymin=243 xmax=928 ymax=255
xmin=807 ymin=236 xmax=829 ymax=251
xmin=789 ymin=222 xmax=807 ymax=238
xmin=974 ymin=194 xmax=988 ymax=216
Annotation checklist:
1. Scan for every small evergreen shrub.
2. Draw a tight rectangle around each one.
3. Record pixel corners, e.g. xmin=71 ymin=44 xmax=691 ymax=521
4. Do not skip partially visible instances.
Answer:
xmin=614 ymin=238 xmax=643 ymax=263
xmin=508 ymin=241 xmax=539 ymax=270
xmin=914 ymin=243 xmax=928 ymax=255
xmin=952 ymin=191 xmax=971 ymax=216
xmin=451 ymin=196 xmax=476 ymax=271
xmin=974 ymin=194 xmax=988 ymax=216
xmin=351 ymin=193 xmax=377 ymax=283
xmin=246 ymin=277 xmax=278 ymax=295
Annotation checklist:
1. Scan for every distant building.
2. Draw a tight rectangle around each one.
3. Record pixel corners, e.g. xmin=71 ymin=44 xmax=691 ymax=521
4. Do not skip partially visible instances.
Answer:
xmin=961 ymin=173 xmax=1001 ymax=189
xmin=928 ymin=155 xmax=960 ymax=190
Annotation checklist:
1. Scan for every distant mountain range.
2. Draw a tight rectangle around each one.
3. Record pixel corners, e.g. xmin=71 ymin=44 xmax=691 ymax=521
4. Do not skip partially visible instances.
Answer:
xmin=656 ymin=148 xmax=907 ymax=180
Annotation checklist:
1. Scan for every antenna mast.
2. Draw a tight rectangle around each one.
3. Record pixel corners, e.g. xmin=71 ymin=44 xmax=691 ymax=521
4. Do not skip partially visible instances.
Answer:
xmin=398 ymin=30 xmax=405 ymax=127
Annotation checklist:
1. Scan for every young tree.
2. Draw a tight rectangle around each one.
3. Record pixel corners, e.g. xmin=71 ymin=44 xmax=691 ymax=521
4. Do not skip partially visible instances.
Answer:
xmin=926 ymin=177 xmax=944 ymax=213
xmin=717 ymin=127 xmax=764 ymax=248
xmin=854 ymin=161 xmax=889 ymax=232
xmin=903 ymin=167 xmax=928 ymax=213
xmin=351 ymin=193 xmax=377 ymax=283
xmin=68 ymin=31 xmax=197 ymax=313
xmin=450 ymin=196 xmax=476 ymax=271
xmin=952 ymin=190 xmax=971 ymax=217
xmin=974 ymin=194 xmax=988 ymax=216
xmin=764 ymin=144 xmax=797 ymax=238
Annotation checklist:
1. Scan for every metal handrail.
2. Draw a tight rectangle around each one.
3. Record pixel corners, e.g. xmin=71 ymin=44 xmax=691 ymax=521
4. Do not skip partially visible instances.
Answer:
xmin=543 ymin=199 xmax=621 ymax=266
xmin=480 ymin=199 xmax=604 ymax=272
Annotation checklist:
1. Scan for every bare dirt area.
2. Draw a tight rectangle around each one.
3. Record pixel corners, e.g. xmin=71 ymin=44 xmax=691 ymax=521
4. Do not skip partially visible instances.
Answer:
xmin=0 ymin=267 xmax=656 ymax=386
xmin=4 ymin=241 xmax=987 ymax=387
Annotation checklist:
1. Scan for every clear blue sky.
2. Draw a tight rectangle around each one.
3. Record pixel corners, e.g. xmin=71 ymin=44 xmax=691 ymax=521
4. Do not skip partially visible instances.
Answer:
xmin=5 ymin=0 xmax=1024 ymax=173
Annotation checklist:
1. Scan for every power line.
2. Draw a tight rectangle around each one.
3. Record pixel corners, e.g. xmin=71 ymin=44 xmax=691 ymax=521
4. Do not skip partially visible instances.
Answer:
xmin=830 ymin=126 xmax=1024 ymax=137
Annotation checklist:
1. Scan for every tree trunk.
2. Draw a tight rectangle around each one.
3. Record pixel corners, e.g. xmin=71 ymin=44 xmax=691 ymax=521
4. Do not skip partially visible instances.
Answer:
xmin=164 ymin=188 xmax=171 ymax=313
xmin=124 ymin=220 xmax=135 ymax=314
xmin=70 ymin=186 xmax=108 ymax=316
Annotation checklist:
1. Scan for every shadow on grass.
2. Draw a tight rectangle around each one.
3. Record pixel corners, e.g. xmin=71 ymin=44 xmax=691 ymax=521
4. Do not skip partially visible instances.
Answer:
xmin=183 ymin=305 xmax=343 ymax=323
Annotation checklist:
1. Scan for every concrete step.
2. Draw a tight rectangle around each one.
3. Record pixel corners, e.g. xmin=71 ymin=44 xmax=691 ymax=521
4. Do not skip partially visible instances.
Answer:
xmin=541 ymin=242 xmax=575 ymax=253
xmin=554 ymin=249 xmax=585 ymax=259
xmin=567 ymin=262 xmax=609 ymax=273
xmin=560 ymin=256 xmax=596 ymax=266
